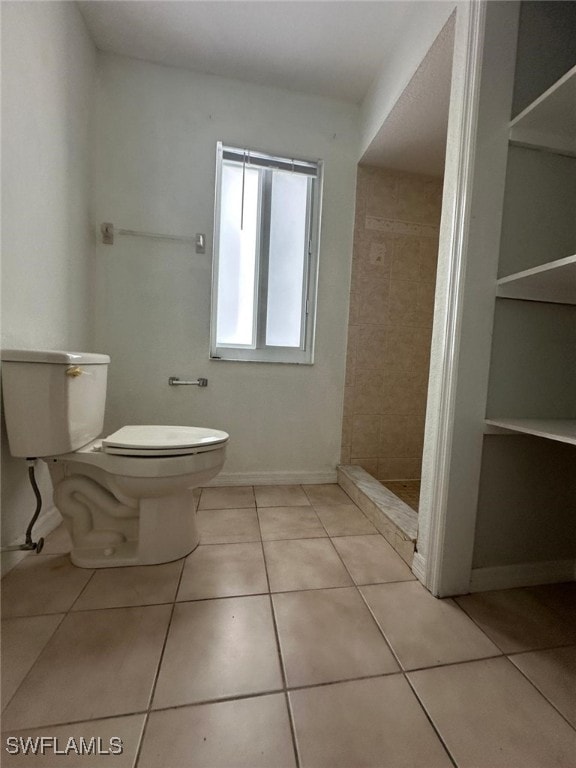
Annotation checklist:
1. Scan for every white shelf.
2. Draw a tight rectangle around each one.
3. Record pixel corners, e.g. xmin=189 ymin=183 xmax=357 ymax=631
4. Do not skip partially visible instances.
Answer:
xmin=497 ymin=254 xmax=576 ymax=304
xmin=486 ymin=419 xmax=576 ymax=446
xmin=509 ymin=65 xmax=576 ymax=157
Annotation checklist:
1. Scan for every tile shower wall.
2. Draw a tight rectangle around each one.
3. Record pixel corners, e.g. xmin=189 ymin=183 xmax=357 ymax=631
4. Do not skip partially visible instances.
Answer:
xmin=342 ymin=165 xmax=442 ymax=482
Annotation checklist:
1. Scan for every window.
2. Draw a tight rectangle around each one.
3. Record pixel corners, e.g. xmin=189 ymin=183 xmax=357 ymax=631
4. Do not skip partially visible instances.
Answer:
xmin=210 ymin=143 xmax=323 ymax=363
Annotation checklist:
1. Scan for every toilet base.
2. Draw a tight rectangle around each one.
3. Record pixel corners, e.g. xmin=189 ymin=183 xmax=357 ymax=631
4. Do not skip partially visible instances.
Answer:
xmin=70 ymin=539 xmax=200 ymax=568
xmin=63 ymin=488 xmax=200 ymax=569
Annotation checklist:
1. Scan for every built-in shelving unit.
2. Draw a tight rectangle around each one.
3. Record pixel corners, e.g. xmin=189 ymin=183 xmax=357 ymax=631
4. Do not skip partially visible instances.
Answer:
xmin=471 ymin=1 xmax=576 ymax=591
xmin=486 ymin=418 xmax=576 ymax=446
xmin=486 ymin=43 xmax=576 ymax=443
xmin=497 ymin=254 xmax=576 ymax=304
xmin=509 ymin=64 xmax=576 ymax=157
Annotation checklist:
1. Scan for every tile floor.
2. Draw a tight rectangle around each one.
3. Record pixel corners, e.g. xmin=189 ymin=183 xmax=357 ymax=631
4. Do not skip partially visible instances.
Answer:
xmin=1 ymin=483 xmax=575 ymax=767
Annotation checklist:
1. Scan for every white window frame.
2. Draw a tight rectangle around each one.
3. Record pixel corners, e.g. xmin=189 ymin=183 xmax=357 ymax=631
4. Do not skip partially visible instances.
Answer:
xmin=210 ymin=142 xmax=323 ymax=364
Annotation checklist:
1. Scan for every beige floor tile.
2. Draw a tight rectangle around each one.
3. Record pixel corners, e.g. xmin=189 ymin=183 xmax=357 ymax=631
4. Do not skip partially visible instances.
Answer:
xmin=153 ymin=596 xmax=282 ymax=708
xmin=331 ymin=535 xmax=415 ymax=585
xmin=139 ymin=695 xmax=296 ymax=768
xmin=2 ymin=605 xmax=171 ymax=730
xmin=40 ymin=523 xmax=72 ymax=555
xmin=509 ymin=645 xmax=576 ymax=727
xmin=529 ymin=582 xmax=576 ymax=628
xmin=302 ymin=484 xmax=352 ymax=506
xmin=273 ymin=587 xmax=398 ymax=686
xmin=197 ymin=507 xmax=260 ymax=544
xmin=409 ymin=657 xmax=576 ymax=768
xmin=177 ymin=542 xmax=268 ymax=601
xmin=199 ymin=486 xmax=255 ymax=510
xmin=72 ymin=560 xmax=183 ymax=611
xmin=254 ymin=485 xmax=310 ymax=507
xmin=1 ymin=555 xmax=93 ymax=618
xmin=290 ymin=676 xmax=452 ymax=768
xmin=1 ymin=615 xmax=64 ymax=710
xmin=1 ymin=714 xmax=146 ymax=767
xmin=313 ymin=504 xmax=377 ymax=536
xmin=361 ymin=581 xmax=500 ymax=670
xmin=264 ymin=539 xmax=353 ymax=592
xmin=455 ymin=584 xmax=576 ymax=653
xmin=258 ymin=506 xmax=326 ymax=541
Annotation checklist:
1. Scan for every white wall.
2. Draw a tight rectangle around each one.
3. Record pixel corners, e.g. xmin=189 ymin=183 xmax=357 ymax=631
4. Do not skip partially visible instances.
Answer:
xmin=92 ymin=53 xmax=359 ymax=484
xmin=1 ymin=2 xmax=96 ymax=571
xmin=360 ymin=1 xmax=455 ymax=159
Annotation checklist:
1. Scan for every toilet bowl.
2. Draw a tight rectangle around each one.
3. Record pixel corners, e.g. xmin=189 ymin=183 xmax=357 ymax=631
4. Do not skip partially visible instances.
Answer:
xmin=1 ymin=349 xmax=229 ymax=568
xmin=48 ymin=425 xmax=228 ymax=567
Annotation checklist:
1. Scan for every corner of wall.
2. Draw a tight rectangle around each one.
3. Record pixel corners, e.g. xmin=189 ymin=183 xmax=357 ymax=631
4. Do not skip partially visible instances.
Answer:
xmin=1 ymin=2 xmax=97 ymax=575
xmin=359 ymin=2 xmax=456 ymax=158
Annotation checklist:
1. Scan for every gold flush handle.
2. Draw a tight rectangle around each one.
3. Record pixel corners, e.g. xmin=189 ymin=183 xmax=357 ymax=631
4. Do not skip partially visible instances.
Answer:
xmin=65 ymin=366 xmax=83 ymax=378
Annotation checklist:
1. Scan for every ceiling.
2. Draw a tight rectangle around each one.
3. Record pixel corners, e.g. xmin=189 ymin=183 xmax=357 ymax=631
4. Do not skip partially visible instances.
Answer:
xmin=78 ymin=1 xmax=454 ymax=175
xmin=78 ymin=1 xmax=430 ymax=104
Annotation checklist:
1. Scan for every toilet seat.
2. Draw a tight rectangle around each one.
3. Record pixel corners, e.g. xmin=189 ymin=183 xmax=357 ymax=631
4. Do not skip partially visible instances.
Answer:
xmin=102 ymin=425 xmax=229 ymax=457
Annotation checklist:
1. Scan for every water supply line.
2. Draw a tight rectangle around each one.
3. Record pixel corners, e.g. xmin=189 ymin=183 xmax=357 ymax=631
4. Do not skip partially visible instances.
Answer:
xmin=0 ymin=460 xmax=44 ymax=554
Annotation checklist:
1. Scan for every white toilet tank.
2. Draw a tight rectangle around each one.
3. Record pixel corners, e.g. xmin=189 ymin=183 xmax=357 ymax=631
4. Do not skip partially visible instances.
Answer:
xmin=1 ymin=349 xmax=110 ymax=457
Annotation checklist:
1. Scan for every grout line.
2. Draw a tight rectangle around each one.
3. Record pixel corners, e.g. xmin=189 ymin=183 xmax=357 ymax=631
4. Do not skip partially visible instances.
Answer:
xmin=0 ymin=611 xmax=68 ymax=716
xmin=284 ymin=691 xmax=300 ymax=767
xmin=268 ymin=575 xmax=416 ymax=594
xmin=5 ymin=645 xmax=576 ymax=737
xmin=4 ymin=575 xmax=420 ymax=621
xmin=270 ymin=598 xmax=300 ymax=768
xmin=2 ymin=609 xmax=73 ymax=620
xmin=451 ymin=590 xmax=576 ymax=678
xmin=255 ymin=505 xmax=272 ymax=596
xmin=404 ymin=675 xmax=459 ymax=768
xmin=198 ymin=530 xmax=381 ymax=546
xmin=198 ymin=505 xmax=257 ymax=512
xmin=2 ymin=670 xmax=405 ymax=735
xmin=401 ymin=653 xmax=505 ymax=674
xmin=132 ymin=557 xmax=187 ymax=768
xmin=7 ymin=498 xmax=575 ymax=758
xmin=65 ymin=568 xmax=97 ymax=613
xmin=450 ymin=595 xmax=531 ymax=657
xmin=281 ymin=670 xmax=401 ymax=695
xmin=507 ymin=654 xmax=576 ymax=734
xmin=506 ymin=650 xmax=576 ymax=734
xmin=0 ymin=710 xmax=150 ymax=735
xmin=13 ymin=653 xmax=576 ymax=737
xmin=145 ymin=671 xmax=403 ymax=711
xmin=506 ymin=642 xmax=576 ymax=658
xmin=196 ymin=539 xmax=263 ymax=546
xmin=255 ymin=496 xmax=301 ymax=768
xmin=355 ymin=585 xmax=459 ymax=767
xmin=151 ymin=687 xmax=285 ymax=712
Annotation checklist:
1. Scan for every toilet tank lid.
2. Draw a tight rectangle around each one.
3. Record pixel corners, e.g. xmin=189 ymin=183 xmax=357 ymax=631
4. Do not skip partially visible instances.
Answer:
xmin=1 ymin=349 xmax=111 ymax=364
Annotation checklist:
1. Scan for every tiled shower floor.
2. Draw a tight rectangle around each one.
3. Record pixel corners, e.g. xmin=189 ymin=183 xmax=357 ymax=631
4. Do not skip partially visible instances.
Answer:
xmin=383 ymin=480 xmax=421 ymax=512
xmin=1 ymin=484 xmax=575 ymax=767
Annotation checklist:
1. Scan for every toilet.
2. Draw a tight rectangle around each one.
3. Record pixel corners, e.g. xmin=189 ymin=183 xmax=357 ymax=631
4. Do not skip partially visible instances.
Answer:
xmin=1 ymin=349 xmax=228 ymax=568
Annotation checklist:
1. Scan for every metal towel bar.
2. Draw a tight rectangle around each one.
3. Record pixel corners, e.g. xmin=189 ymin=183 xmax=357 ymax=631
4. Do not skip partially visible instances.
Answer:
xmin=101 ymin=223 xmax=206 ymax=252
xmin=168 ymin=377 xmax=208 ymax=387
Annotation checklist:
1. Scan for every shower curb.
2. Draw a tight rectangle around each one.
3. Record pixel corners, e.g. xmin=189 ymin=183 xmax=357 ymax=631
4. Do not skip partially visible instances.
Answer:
xmin=337 ymin=465 xmax=417 ymax=567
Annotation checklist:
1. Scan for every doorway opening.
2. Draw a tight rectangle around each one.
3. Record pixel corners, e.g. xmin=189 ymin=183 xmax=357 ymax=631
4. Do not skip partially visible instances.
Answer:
xmin=339 ymin=13 xmax=455 ymax=567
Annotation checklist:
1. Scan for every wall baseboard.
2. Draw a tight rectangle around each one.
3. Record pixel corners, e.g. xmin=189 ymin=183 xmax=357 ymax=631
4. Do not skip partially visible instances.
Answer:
xmin=470 ymin=559 xmax=576 ymax=593
xmin=411 ymin=552 xmax=426 ymax=583
xmin=206 ymin=470 xmax=338 ymax=487
xmin=1 ymin=505 xmax=62 ymax=578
